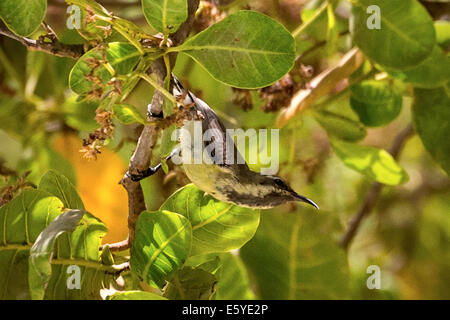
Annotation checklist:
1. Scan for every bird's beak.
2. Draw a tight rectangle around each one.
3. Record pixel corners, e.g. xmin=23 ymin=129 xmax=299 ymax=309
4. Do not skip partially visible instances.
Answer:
xmin=291 ymin=192 xmax=319 ymax=210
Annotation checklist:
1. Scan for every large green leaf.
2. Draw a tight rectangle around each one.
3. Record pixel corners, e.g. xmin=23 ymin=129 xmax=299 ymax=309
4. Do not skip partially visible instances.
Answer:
xmin=331 ymin=139 xmax=409 ymax=185
xmin=160 ymin=184 xmax=260 ymax=256
xmin=215 ymin=253 xmax=255 ymax=300
xmin=240 ymin=210 xmax=350 ymax=299
xmin=350 ymin=0 xmax=435 ymax=69
xmin=163 ymin=266 xmax=217 ymax=300
xmin=413 ymin=86 xmax=450 ymax=175
xmin=28 ymin=209 xmax=85 ymax=300
xmin=0 ymin=190 xmax=64 ymax=299
xmin=38 ymin=170 xmax=84 ymax=210
xmin=131 ymin=210 xmax=192 ymax=288
xmin=108 ymin=290 xmax=167 ymax=300
xmin=170 ymin=11 xmax=295 ymax=89
xmin=142 ymin=0 xmax=188 ymax=35
xmin=350 ymin=80 xmax=402 ymax=127
xmin=69 ymin=42 xmax=141 ymax=96
xmin=388 ymin=46 xmax=450 ymax=89
xmin=0 ymin=0 xmax=46 ymax=36
xmin=41 ymin=210 xmax=111 ymax=299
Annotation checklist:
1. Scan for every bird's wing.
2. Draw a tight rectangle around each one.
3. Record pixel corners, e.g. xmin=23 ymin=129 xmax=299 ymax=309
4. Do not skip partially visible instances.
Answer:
xmin=172 ymin=75 xmax=249 ymax=174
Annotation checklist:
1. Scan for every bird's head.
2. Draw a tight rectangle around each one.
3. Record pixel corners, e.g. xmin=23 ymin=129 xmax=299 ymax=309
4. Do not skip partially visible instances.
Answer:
xmin=254 ymin=175 xmax=319 ymax=209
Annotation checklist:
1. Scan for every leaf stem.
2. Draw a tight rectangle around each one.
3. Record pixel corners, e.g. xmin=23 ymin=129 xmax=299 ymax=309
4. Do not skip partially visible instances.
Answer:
xmin=139 ymin=73 xmax=178 ymax=105
xmin=291 ymin=1 xmax=328 ymax=38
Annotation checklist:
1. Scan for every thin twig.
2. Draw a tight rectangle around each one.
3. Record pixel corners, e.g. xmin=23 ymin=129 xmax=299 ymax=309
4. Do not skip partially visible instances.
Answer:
xmin=339 ymin=124 xmax=415 ymax=250
xmin=0 ymin=24 xmax=84 ymax=59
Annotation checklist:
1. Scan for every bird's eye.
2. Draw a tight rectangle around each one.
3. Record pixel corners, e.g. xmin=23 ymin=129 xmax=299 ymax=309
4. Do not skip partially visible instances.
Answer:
xmin=274 ymin=178 xmax=284 ymax=186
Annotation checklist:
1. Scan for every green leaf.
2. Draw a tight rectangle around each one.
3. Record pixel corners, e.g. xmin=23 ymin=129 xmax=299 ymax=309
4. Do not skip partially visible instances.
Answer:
xmin=351 ymin=0 xmax=435 ymax=69
xmin=0 ymin=0 xmax=47 ymax=36
xmin=131 ymin=210 xmax=192 ymax=288
xmin=142 ymin=0 xmax=188 ymax=35
xmin=388 ymin=46 xmax=450 ymax=88
xmin=0 ymin=190 xmax=64 ymax=299
xmin=215 ymin=253 xmax=255 ymax=300
xmin=171 ymin=11 xmax=295 ymax=89
xmin=163 ymin=266 xmax=217 ymax=300
xmin=108 ymin=290 xmax=168 ymax=300
xmin=413 ymin=86 xmax=450 ymax=175
xmin=38 ymin=170 xmax=84 ymax=210
xmin=350 ymin=80 xmax=402 ymax=127
xmin=331 ymin=139 xmax=409 ymax=185
xmin=28 ymin=209 xmax=85 ymax=300
xmin=240 ymin=210 xmax=350 ymax=299
xmin=113 ymin=104 xmax=146 ymax=125
xmin=42 ymin=211 xmax=111 ymax=299
xmin=435 ymin=21 xmax=450 ymax=48
xmin=314 ymin=109 xmax=367 ymax=142
xmin=160 ymin=184 xmax=260 ymax=256
xmin=62 ymin=97 xmax=99 ymax=132
xmin=69 ymin=42 xmax=141 ymax=96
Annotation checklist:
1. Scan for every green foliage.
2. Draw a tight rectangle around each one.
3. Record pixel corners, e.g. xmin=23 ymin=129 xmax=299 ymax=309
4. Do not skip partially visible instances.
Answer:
xmin=413 ymin=86 xmax=450 ymax=175
xmin=131 ymin=210 xmax=192 ymax=288
xmin=171 ymin=11 xmax=296 ymax=88
xmin=351 ymin=0 xmax=435 ymax=69
xmin=240 ymin=210 xmax=350 ymax=299
xmin=113 ymin=103 xmax=146 ymax=125
xmin=0 ymin=0 xmax=46 ymax=36
xmin=28 ymin=209 xmax=85 ymax=299
xmin=331 ymin=139 xmax=409 ymax=185
xmin=314 ymin=109 xmax=367 ymax=142
xmin=142 ymin=0 xmax=188 ymax=36
xmin=69 ymin=43 xmax=141 ymax=96
xmin=38 ymin=170 xmax=84 ymax=210
xmin=160 ymin=184 xmax=260 ymax=255
xmin=0 ymin=0 xmax=448 ymax=301
xmin=388 ymin=46 xmax=450 ymax=89
xmin=350 ymin=80 xmax=402 ymax=127
xmin=0 ymin=190 xmax=64 ymax=299
xmin=108 ymin=290 xmax=168 ymax=300
xmin=163 ymin=266 xmax=217 ymax=300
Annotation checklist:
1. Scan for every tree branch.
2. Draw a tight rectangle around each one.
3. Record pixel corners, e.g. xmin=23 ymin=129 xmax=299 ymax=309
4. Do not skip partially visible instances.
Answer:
xmin=339 ymin=124 xmax=415 ymax=250
xmin=116 ymin=0 xmax=200 ymax=251
xmin=0 ymin=23 xmax=84 ymax=59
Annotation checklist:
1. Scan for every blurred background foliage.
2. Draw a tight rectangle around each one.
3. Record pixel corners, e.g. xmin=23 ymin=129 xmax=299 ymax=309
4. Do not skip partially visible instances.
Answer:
xmin=0 ymin=0 xmax=449 ymax=299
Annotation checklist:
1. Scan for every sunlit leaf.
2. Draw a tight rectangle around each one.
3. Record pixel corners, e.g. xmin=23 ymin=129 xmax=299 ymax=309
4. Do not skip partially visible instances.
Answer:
xmin=331 ymin=139 xmax=409 ymax=185
xmin=160 ymin=184 xmax=260 ymax=255
xmin=171 ymin=11 xmax=295 ymax=88
xmin=131 ymin=210 xmax=192 ymax=288
xmin=38 ymin=170 xmax=84 ymax=210
xmin=113 ymin=104 xmax=146 ymax=125
xmin=108 ymin=290 xmax=167 ymax=300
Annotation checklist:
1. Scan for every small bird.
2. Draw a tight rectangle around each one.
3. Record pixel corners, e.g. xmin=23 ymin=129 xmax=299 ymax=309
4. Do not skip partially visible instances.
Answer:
xmin=130 ymin=75 xmax=318 ymax=210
